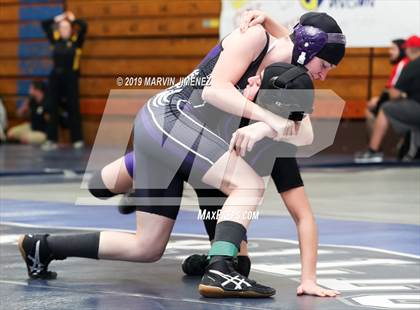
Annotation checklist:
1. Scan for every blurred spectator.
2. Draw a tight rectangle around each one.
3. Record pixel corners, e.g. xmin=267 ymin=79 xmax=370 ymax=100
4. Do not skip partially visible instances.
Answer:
xmin=0 ymin=96 xmax=7 ymax=143
xmin=355 ymin=35 xmax=420 ymax=163
xmin=366 ymin=39 xmax=409 ymax=132
xmin=41 ymin=11 xmax=87 ymax=151
xmin=7 ymin=81 xmax=47 ymax=145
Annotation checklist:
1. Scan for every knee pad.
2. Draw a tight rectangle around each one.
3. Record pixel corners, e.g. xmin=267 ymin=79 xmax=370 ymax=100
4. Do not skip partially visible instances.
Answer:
xmin=88 ymin=170 xmax=116 ymax=199
xmin=272 ymin=158 xmax=304 ymax=193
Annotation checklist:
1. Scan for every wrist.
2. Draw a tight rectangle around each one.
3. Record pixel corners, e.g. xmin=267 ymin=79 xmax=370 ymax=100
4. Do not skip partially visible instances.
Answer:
xmin=54 ymin=14 xmax=64 ymax=22
xmin=261 ymin=14 xmax=270 ymax=27
xmin=258 ymin=122 xmax=276 ymax=138
xmin=67 ymin=13 xmax=75 ymax=22
xmin=254 ymin=104 xmax=271 ymax=123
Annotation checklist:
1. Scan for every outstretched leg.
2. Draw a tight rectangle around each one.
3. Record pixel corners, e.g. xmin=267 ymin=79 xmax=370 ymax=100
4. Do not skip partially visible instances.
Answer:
xmin=18 ymin=211 xmax=176 ymax=279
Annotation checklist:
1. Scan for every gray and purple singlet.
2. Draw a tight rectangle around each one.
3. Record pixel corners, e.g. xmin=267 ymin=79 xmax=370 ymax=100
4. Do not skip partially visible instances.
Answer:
xmin=130 ymin=32 xmax=302 ymax=216
xmin=133 ymin=32 xmax=271 ymax=189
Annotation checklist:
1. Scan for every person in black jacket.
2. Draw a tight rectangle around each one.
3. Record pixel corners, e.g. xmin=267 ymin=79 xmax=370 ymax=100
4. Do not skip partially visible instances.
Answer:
xmin=7 ymin=81 xmax=48 ymax=145
xmin=41 ymin=11 xmax=87 ymax=151
xmin=355 ymin=35 xmax=420 ymax=163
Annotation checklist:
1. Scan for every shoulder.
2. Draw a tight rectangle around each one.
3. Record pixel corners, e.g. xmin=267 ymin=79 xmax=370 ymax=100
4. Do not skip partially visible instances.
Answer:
xmin=222 ymin=25 xmax=267 ymax=60
xmin=403 ymin=57 xmax=420 ymax=74
xmin=239 ymin=24 xmax=267 ymax=48
xmin=241 ymin=24 xmax=266 ymax=38
xmin=412 ymin=57 xmax=420 ymax=67
xmin=396 ymin=58 xmax=410 ymax=69
xmin=224 ymin=25 xmax=267 ymax=49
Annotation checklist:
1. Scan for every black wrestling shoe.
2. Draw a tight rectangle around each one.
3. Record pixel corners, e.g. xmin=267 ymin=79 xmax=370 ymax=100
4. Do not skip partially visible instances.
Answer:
xmin=18 ymin=234 xmax=57 ymax=280
xmin=118 ymin=193 xmax=136 ymax=214
xmin=182 ymin=254 xmax=251 ymax=277
xmin=182 ymin=254 xmax=208 ymax=276
xmin=198 ymin=258 xmax=275 ymax=298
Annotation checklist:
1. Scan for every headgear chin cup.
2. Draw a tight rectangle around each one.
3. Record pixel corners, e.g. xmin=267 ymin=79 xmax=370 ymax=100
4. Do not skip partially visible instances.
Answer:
xmin=292 ymin=24 xmax=346 ymax=65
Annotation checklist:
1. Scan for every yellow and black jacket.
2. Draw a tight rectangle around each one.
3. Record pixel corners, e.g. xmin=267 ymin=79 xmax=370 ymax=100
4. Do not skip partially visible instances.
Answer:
xmin=41 ymin=18 xmax=87 ymax=74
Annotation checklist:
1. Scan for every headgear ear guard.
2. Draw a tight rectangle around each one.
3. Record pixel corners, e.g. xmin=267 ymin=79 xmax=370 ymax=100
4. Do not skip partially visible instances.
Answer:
xmin=256 ymin=62 xmax=314 ymax=121
xmin=292 ymin=23 xmax=346 ymax=66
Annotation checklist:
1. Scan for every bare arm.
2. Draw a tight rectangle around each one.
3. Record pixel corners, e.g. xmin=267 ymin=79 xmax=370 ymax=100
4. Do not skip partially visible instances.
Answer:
xmin=263 ymin=15 xmax=290 ymax=38
xmin=202 ymin=25 xmax=268 ymax=121
xmin=54 ymin=12 xmax=67 ymax=23
xmin=229 ymin=116 xmax=312 ymax=157
xmin=281 ymin=187 xmax=340 ymax=297
xmin=240 ymin=10 xmax=290 ymax=38
xmin=203 ymin=26 xmax=291 ymax=135
xmin=281 ymin=116 xmax=314 ymax=146
xmin=282 ymin=187 xmax=317 ymax=282
xmin=233 ymin=115 xmax=313 ymax=148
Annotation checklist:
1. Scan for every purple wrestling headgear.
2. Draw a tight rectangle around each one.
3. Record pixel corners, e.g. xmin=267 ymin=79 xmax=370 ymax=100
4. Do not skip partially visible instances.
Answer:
xmin=291 ymin=12 xmax=346 ymax=66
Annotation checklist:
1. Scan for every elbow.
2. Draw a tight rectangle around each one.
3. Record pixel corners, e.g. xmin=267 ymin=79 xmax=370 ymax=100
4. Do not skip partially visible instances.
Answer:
xmin=202 ymin=81 xmax=233 ymax=103
xmin=201 ymin=85 xmax=214 ymax=103
xmin=305 ymin=129 xmax=314 ymax=145
xmin=301 ymin=118 xmax=314 ymax=145
xmin=73 ymin=19 xmax=88 ymax=33
xmin=294 ymin=126 xmax=314 ymax=147
xmin=294 ymin=139 xmax=311 ymax=147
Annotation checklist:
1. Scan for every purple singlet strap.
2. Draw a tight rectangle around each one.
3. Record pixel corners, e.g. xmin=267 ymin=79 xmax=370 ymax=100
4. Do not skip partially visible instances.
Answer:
xmin=124 ymin=151 xmax=134 ymax=178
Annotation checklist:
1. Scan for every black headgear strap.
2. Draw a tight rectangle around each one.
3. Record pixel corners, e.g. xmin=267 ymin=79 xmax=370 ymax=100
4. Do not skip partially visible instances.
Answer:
xmin=269 ymin=66 xmax=309 ymax=89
